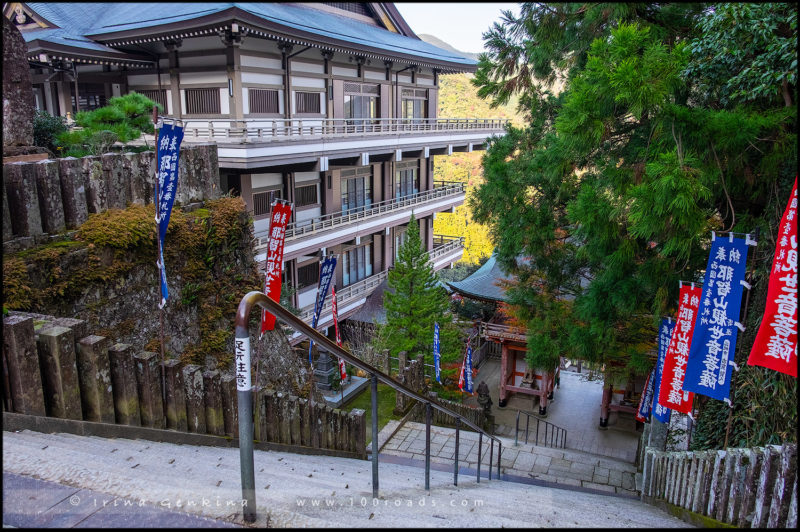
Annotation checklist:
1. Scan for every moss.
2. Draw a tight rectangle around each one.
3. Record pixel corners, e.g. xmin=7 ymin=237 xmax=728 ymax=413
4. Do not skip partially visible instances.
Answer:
xmin=3 ymin=195 xmax=261 ymax=370
xmin=2 ymin=256 xmax=33 ymax=310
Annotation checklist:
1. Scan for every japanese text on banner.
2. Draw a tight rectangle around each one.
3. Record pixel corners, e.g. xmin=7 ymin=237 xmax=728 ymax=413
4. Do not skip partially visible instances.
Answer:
xmin=658 ymin=284 xmax=702 ymax=413
xmin=433 ymin=322 xmax=441 ymax=384
xmin=636 ymin=369 xmax=655 ymax=423
xmin=308 ymin=256 xmax=337 ymax=363
xmin=260 ymin=201 xmax=292 ymax=335
xmin=652 ymin=317 xmax=675 ymax=424
xmin=683 ymin=236 xmax=750 ymax=401
xmin=748 ymin=178 xmax=797 ymax=377
xmin=155 ymin=123 xmax=184 ymax=309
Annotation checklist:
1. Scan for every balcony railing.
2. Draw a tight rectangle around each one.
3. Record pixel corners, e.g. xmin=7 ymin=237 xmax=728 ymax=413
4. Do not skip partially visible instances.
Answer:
xmin=254 ymin=182 xmax=466 ymax=248
xmin=181 ymin=117 xmax=508 ymax=143
xmin=292 ymin=238 xmax=465 ymax=325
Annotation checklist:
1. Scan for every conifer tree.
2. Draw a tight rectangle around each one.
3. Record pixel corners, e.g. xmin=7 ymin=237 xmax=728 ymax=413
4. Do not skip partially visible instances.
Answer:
xmin=382 ymin=214 xmax=461 ymax=368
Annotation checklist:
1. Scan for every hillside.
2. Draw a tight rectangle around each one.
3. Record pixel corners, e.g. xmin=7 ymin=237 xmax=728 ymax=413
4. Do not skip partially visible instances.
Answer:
xmin=417 ymin=33 xmax=480 ymax=62
xmin=430 ymin=49 xmax=524 ymax=265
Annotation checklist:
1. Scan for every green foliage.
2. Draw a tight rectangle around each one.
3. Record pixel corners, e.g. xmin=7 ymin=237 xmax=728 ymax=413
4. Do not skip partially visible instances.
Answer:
xmin=380 ymin=214 xmax=464 ymax=367
xmin=56 ymin=92 xmax=161 ymax=156
xmin=472 ymin=2 xmax=796 ymax=446
xmin=684 ymin=3 xmax=798 ymax=107
xmin=32 ymin=110 xmax=67 ymax=153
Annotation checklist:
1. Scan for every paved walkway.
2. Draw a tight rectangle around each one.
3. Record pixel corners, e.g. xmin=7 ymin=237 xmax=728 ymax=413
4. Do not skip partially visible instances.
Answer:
xmin=3 ymin=471 xmax=239 ymax=528
xmin=3 ymin=429 xmax=691 ymax=528
xmin=463 ymin=359 xmax=641 ymax=463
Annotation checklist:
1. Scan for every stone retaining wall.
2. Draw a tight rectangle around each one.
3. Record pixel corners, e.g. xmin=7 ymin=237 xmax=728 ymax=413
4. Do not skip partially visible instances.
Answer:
xmin=2 ymin=311 xmax=366 ymax=458
xmin=3 ymin=144 xmax=220 ymax=252
xmin=640 ymin=444 xmax=797 ymax=528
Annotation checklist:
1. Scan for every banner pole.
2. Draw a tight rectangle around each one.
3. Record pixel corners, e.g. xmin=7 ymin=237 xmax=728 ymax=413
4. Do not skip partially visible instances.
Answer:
xmin=152 ymin=105 xmax=167 ymax=411
xmin=723 ymin=228 xmax=759 ymax=449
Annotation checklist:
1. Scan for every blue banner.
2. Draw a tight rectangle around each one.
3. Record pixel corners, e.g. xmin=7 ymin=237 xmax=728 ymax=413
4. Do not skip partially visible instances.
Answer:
xmin=683 ymin=235 xmax=750 ymax=401
xmin=308 ymin=255 xmax=337 ymax=363
xmin=464 ymin=342 xmax=473 ymax=394
xmin=155 ymin=122 xmax=184 ymax=309
xmin=652 ymin=317 xmax=675 ymax=424
xmin=636 ymin=369 xmax=655 ymax=422
xmin=433 ymin=322 xmax=441 ymax=384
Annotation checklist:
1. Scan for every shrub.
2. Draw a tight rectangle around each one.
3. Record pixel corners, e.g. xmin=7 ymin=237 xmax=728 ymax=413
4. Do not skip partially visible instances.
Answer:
xmin=32 ymin=110 xmax=67 ymax=153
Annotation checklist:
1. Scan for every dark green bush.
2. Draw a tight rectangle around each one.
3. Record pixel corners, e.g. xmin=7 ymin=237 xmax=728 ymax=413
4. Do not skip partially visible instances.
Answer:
xmin=32 ymin=110 xmax=67 ymax=153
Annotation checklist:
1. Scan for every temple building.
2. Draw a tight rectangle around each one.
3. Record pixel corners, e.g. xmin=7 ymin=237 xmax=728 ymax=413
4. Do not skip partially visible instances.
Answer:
xmin=447 ymin=255 xmax=561 ymax=415
xmin=6 ymin=2 xmax=506 ymax=343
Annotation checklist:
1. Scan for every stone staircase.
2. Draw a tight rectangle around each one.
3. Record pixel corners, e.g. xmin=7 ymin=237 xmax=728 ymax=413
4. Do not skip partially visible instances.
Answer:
xmin=3 ymin=429 xmax=690 ymax=528
xmin=379 ymin=421 xmax=639 ymax=497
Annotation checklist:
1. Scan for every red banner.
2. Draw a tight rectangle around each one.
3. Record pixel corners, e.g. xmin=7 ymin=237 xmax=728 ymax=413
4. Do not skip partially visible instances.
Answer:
xmin=260 ymin=201 xmax=292 ymax=335
xmin=658 ymin=283 xmax=702 ymax=413
xmin=332 ymin=284 xmax=347 ymax=380
xmin=748 ymin=177 xmax=797 ymax=377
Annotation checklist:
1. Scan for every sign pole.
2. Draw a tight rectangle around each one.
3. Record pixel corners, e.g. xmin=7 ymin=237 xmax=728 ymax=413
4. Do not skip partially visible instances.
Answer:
xmin=152 ymin=106 xmax=167 ymax=411
xmin=235 ymin=332 xmax=256 ymax=522
xmin=723 ymin=229 xmax=759 ymax=449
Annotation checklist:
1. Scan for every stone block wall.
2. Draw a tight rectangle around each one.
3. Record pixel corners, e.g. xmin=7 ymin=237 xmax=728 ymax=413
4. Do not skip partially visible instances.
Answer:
xmin=3 ymin=144 xmax=220 ymax=251
xmin=2 ymin=311 xmax=365 ymax=457
xmin=640 ymin=444 xmax=797 ymax=528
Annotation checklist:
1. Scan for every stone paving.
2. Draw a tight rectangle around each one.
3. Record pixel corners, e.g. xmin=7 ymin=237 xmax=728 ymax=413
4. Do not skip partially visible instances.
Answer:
xmin=379 ymin=421 xmax=638 ymax=497
xmin=377 ymin=359 xmax=643 ymax=497
xmin=463 ymin=359 xmax=641 ymax=463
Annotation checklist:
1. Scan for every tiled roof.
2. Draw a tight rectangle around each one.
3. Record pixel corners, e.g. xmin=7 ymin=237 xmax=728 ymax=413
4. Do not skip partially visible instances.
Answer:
xmin=446 ymin=255 xmax=513 ymax=303
xmin=22 ymin=3 xmax=477 ymax=68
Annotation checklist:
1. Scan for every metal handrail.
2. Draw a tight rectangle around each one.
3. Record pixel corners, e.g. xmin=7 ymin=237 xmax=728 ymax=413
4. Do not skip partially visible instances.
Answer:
xmin=291 ymin=238 xmax=464 ymax=324
xmin=255 ymin=183 xmax=466 ymax=244
xmin=183 ymin=117 xmax=509 ymax=142
xmin=514 ymin=409 xmax=567 ymax=449
xmin=234 ymin=290 xmax=504 ymax=520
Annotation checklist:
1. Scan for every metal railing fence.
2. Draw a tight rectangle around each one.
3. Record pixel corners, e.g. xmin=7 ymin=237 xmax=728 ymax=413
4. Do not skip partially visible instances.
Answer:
xmin=234 ymin=290 xmax=505 ymax=521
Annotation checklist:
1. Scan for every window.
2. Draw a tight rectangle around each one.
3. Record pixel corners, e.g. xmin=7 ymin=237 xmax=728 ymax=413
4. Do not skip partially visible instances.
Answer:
xmin=344 ymin=82 xmax=379 ymax=124
xmin=249 ymin=89 xmax=279 ymax=114
xmin=71 ymin=83 xmax=107 ymax=112
xmin=137 ymin=89 xmax=168 ymax=112
xmin=395 ymin=161 xmax=418 ymax=199
xmin=295 ymin=91 xmax=321 ymax=114
xmin=401 ymin=88 xmax=427 ymax=121
xmin=341 ymin=167 xmax=372 ymax=215
xmin=295 ymin=183 xmax=318 ymax=207
xmin=297 ymin=262 xmax=320 ymax=289
xmin=342 ymin=244 xmax=372 ymax=286
xmin=252 ymin=188 xmax=282 ymax=217
xmin=185 ymin=88 xmax=220 ymax=114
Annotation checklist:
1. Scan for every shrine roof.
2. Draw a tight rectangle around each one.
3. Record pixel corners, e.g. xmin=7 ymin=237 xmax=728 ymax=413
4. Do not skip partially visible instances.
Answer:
xmin=447 ymin=254 xmax=514 ymax=303
xmin=21 ymin=3 xmax=477 ymax=71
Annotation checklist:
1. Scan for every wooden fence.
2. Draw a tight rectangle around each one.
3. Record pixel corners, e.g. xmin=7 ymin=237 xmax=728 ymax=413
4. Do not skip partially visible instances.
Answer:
xmin=2 ymin=311 xmax=365 ymax=457
xmin=640 ymin=444 xmax=797 ymax=528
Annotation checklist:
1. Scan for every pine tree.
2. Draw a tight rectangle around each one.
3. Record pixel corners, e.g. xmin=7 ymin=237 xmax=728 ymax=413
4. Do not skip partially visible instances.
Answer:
xmin=382 ymin=214 xmax=461 ymax=366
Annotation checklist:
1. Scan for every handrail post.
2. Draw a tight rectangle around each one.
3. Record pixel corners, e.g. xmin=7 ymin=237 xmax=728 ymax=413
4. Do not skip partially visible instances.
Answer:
xmin=454 ymin=418 xmax=460 ymax=486
xmin=536 ymin=417 xmax=540 ymax=445
xmin=233 ymin=332 xmax=256 ymax=522
xmin=371 ymin=373 xmax=379 ymax=499
xmin=425 ymin=402 xmax=431 ymax=491
xmin=489 ymin=439 xmax=493 ymax=480
xmin=514 ymin=410 xmax=519 ymax=446
xmin=477 ymin=433 xmax=482 ymax=483
xmin=497 ymin=441 xmax=502 ymax=479
xmin=525 ymin=413 xmax=530 ymax=445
